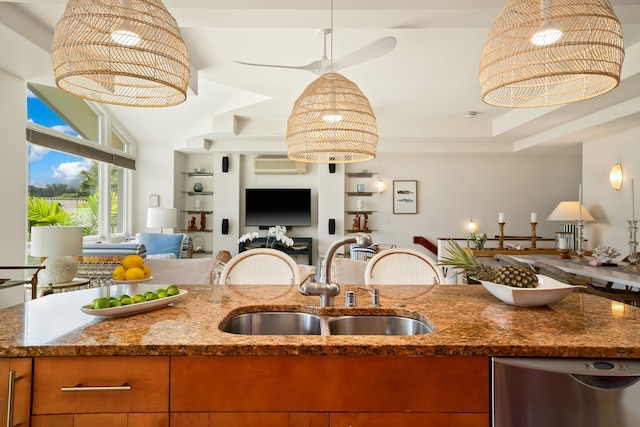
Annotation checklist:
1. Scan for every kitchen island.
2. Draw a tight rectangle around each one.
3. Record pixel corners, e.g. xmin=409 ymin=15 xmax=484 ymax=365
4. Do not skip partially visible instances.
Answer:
xmin=2 ymin=283 xmax=640 ymax=427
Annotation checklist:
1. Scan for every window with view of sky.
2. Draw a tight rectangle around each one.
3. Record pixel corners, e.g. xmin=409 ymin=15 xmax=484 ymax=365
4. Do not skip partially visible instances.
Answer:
xmin=27 ymin=90 xmax=89 ymax=192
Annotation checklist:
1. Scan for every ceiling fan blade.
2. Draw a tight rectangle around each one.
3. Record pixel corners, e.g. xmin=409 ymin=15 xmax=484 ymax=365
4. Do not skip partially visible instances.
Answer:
xmin=331 ymin=36 xmax=397 ymax=71
xmin=233 ymin=59 xmax=322 ymax=72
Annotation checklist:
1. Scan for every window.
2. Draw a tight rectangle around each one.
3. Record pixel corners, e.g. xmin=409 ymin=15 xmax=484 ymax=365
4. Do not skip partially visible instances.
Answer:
xmin=27 ymin=83 xmax=135 ymax=240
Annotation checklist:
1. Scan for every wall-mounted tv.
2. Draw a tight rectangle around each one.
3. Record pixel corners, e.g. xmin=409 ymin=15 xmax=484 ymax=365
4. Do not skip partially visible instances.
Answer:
xmin=245 ymin=188 xmax=312 ymax=228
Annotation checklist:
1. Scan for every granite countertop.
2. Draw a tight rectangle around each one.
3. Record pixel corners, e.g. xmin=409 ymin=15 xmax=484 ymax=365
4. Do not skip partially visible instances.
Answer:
xmin=1 ymin=283 xmax=639 ymax=358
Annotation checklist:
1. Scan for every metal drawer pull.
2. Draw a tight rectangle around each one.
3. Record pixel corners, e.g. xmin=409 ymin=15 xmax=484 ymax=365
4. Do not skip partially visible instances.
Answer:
xmin=6 ymin=370 xmax=15 ymax=427
xmin=60 ymin=383 xmax=132 ymax=392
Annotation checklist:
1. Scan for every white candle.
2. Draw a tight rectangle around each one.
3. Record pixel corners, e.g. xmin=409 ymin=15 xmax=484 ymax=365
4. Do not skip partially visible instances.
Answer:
xmin=558 ymin=238 xmax=567 ymax=249
xmin=499 ymin=212 xmax=505 ymax=223
xmin=633 ymin=179 xmax=636 ymax=221
xmin=578 ymin=184 xmax=582 ymax=221
xmin=531 ymin=212 xmax=537 ymax=223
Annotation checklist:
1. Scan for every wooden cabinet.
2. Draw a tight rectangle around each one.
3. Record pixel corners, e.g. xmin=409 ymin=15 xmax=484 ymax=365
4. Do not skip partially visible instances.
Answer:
xmin=24 ymin=354 xmax=489 ymax=427
xmin=170 ymin=355 xmax=489 ymax=426
xmin=0 ymin=358 xmax=31 ymax=427
xmin=31 ymin=356 xmax=169 ymax=427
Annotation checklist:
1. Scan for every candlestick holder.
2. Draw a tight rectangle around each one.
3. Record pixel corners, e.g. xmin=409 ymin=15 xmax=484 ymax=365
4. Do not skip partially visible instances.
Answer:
xmin=498 ymin=222 xmax=505 ymax=250
xmin=530 ymin=222 xmax=537 ymax=249
xmin=625 ymin=220 xmax=640 ymax=272
xmin=573 ymin=220 xmax=587 ymax=262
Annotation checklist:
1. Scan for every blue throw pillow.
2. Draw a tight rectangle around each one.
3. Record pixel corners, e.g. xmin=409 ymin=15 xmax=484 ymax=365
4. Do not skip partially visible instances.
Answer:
xmin=137 ymin=233 xmax=184 ymax=259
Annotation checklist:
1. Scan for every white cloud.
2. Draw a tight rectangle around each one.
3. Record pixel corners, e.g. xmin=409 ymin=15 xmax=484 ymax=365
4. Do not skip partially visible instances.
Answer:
xmin=51 ymin=160 xmax=91 ymax=186
xmin=29 ymin=145 xmax=49 ymax=162
xmin=50 ymin=124 xmax=78 ymax=136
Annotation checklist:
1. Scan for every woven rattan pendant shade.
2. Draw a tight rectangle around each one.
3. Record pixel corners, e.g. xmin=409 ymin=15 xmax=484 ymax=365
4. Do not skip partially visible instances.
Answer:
xmin=286 ymin=72 xmax=377 ymax=163
xmin=479 ymin=0 xmax=624 ymax=108
xmin=52 ymin=0 xmax=190 ymax=107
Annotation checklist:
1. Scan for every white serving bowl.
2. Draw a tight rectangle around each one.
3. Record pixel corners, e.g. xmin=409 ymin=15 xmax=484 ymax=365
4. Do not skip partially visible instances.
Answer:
xmin=478 ymin=274 xmax=583 ymax=307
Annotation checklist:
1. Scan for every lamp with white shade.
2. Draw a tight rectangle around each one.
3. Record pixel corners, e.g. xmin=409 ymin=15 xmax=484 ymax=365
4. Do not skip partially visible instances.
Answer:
xmin=30 ymin=226 xmax=83 ymax=285
xmin=147 ymin=207 xmax=177 ymax=233
xmin=547 ymin=201 xmax=594 ymax=259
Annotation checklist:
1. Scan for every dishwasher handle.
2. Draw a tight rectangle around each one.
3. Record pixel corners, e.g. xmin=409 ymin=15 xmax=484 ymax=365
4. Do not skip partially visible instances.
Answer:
xmin=571 ymin=374 xmax=640 ymax=390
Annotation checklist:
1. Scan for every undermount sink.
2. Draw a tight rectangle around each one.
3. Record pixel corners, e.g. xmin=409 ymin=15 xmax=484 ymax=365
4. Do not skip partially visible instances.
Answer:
xmin=220 ymin=311 xmax=433 ymax=336
xmin=327 ymin=315 xmax=432 ymax=336
xmin=221 ymin=312 xmax=323 ymax=335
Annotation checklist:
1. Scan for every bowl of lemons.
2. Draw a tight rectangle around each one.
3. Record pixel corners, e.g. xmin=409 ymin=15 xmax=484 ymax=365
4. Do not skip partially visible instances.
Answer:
xmin=111 ymin=254 xmax=153 ymax=283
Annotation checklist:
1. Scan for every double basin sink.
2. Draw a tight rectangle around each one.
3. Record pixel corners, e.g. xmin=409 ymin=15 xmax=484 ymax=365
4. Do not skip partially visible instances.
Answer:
xmin=220 ymin=310 xmax=434 ymax=336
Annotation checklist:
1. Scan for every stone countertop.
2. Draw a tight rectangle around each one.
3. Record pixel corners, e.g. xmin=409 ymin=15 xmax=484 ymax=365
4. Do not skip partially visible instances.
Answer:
xmin=1 ymin=282 xmax=639 ymax=358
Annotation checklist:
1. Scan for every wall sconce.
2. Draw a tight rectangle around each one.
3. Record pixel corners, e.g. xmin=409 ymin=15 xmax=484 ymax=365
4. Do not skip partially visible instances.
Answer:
xmin=467 ymin=220 xmax=478 ymax=234
xmin=377 ymin=180 xmax=385 ymax=194
xmin=610 ymin=163 xmax=623 ymax=191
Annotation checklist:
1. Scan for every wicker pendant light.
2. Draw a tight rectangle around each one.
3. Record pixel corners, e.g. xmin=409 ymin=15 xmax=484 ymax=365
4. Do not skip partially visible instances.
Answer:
xmin=286 ymin=0 xmax=377 ymax=163
xmin=286 ymin=72 xmax=378 ymax=163
xmin=479 ymin=0 xmax=624 ymax=108
xmin=52 ymin=0 xmax=190 ymax=107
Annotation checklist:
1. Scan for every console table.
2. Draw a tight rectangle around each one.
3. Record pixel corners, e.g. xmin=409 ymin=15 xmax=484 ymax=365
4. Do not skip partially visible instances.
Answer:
xmin=512 ymin=254 xmax=640 ymax=291
xmin=239 ymin=237 xmax=313 ymax=265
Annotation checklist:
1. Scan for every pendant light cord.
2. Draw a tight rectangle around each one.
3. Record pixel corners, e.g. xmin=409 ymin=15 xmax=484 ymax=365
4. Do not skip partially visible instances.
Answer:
xmin=330 ymin=0 xmax=334 ymax=72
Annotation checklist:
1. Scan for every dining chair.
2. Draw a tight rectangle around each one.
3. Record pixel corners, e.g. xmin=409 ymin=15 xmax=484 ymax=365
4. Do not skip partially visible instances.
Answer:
xmin=364 ymin=248 xmax=446 ymax=285
xmin=219 ymin=248 xmax=301 ymax=285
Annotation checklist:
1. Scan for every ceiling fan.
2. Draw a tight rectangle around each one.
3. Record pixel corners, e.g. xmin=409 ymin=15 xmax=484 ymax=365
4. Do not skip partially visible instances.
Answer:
xmin=233 ymin=29 xmax=396 ymax=75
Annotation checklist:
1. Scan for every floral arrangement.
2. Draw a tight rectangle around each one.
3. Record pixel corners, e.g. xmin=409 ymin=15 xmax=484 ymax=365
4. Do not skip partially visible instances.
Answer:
xmin=468 ymin=232 xmax=487 ymax=250
xmin=238 ymin=225 xmax=294 ymax=248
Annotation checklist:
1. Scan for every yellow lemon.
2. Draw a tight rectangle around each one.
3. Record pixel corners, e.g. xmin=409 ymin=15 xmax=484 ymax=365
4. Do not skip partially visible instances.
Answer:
xmin=143 ymin=265 xmax=152 ymax=278
xmin=124 ymin=267 xmax=145 ymax=281
xmin=112 ymin=265 xmax=126 ymax=280
xmin=122 ymin=254 xmax=144 ymax=270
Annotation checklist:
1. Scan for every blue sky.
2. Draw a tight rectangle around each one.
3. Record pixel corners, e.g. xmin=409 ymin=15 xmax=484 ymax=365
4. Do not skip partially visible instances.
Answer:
xmin=27 ymin=90 xmax=90 ymax=188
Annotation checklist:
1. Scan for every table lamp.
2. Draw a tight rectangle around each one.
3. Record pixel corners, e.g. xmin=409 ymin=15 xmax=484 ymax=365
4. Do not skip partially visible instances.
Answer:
xmin=30 ymin=226 xmax=83 ymax=284
xmin=147 ymin=207 xmax=177 ymax=233
xmin=547 ymin=201 xmax=594 ymax=250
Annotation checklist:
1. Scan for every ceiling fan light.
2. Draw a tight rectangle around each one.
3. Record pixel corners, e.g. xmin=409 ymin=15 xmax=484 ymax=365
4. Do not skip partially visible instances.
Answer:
xmin=52 ymin=0 xmax=190 ymax=107
xmin=479 ymin=0 xmax=624 ymax=108
xmin=286 ymin=72 xmax=378 ymax=164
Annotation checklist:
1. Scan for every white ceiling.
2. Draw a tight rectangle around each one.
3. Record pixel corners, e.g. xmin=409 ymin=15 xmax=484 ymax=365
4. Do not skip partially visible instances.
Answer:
xmin=2 ymin=0 xmax=640 ymax=156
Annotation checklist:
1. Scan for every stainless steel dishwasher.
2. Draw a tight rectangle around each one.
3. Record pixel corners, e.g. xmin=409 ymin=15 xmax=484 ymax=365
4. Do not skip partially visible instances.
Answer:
xmin=492 ymin=357 xmax=640 ymax=427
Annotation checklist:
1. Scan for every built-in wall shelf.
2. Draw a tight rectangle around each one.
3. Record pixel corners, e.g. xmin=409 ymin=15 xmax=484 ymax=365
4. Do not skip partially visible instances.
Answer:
xmin=346 ymin=172 xmax=376 ymax=178
xmin=182 ymin=210 xmax=213 ymax=214
xmin=345 ymin=210 xmax=377 ymax=215
xmin=184 ymin=172 xmax=213 ymax=178
xmin=183 ymin=191 xmax=213 ymax=196
xmin=346 ymin=229 xmax=377 ymax=233
xmin=346 ymin=192 xmax=374 ymax=197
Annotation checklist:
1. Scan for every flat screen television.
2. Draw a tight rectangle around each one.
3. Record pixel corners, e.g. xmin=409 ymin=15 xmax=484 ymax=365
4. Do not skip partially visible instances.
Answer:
xmin=245 ymin=188 xmax=312 ymax=228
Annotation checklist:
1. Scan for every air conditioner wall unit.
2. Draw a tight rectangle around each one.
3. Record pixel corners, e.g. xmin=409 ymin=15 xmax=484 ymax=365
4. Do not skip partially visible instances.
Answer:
xmin=254 ymin=156 xmax=307 ymax=174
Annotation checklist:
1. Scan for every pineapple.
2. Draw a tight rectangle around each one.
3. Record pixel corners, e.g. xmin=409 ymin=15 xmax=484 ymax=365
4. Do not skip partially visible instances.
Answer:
xmin=438 ymin=240 xmax=539 ymax=288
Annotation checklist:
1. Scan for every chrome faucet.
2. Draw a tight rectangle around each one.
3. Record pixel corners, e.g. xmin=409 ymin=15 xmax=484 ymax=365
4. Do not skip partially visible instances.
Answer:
xmin=299 ymin=233 xmax=373 ymax=307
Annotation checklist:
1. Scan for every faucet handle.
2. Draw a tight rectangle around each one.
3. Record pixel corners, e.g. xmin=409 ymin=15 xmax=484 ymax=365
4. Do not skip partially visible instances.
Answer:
xmin=357 ymin=286 xmax=381 ymax=307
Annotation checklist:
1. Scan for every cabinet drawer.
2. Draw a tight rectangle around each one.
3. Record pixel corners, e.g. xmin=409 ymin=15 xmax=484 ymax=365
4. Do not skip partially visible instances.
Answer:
xmin=33 ymin=356 xmax=169 ymax=414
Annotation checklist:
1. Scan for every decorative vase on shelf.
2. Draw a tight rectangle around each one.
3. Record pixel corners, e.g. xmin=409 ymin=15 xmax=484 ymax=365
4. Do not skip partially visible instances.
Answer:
xmin=194 ymin=199 xmax=201 ymax=211
xmin=193 ymin=182 xmax=203 ymax=192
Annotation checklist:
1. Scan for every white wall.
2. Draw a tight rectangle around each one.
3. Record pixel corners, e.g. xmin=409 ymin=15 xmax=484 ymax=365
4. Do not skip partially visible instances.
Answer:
xmin=159 ymin=147 xmax=582 ymax=267
xmin=0 ymin=71 xmax=28 ymax=267
xmin=584 ymin=126 xmax=640 ymax=255
xmin=345 ymin=152 xmax=582 ymax=251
